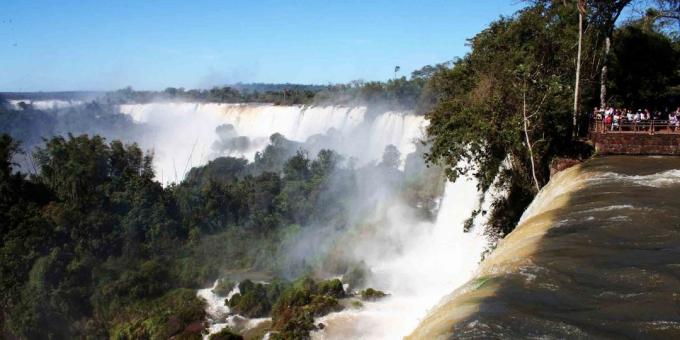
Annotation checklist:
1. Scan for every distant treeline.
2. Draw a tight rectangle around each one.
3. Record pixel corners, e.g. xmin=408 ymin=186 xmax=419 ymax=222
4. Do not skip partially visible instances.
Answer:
xmin=0 ymin=67 xmax=445 ymax=112
xmin=97 ymin=74 xmax=437 ymax=111
xmin=0 ymin=91 xmax=103 ymax=101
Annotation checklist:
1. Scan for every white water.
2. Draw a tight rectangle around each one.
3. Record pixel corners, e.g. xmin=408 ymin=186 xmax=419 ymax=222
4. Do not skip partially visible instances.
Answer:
xmin=311 ymin=176 xmax=491 ymax=339
xmin=9 ymin=99 xmax=83 ymax=110
xmin=163 ymin=103 xmax=494 ymax=338
xmin=118 ymin=103 xmax=427 ymax=184
xmin=197 ymin=280 xmax=271 ymax=338
xmin=196 ymin=176 xmax=491 ymax=339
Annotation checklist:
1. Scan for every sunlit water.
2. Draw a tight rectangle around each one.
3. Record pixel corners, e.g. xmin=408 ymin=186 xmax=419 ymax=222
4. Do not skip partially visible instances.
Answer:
xmin=171 ymin=103 xmax=497 ymax=339
xmin=411 ymin=156 xmax=680 ymax=339
xmin=311 ymin=176 xmax=492 ymax=339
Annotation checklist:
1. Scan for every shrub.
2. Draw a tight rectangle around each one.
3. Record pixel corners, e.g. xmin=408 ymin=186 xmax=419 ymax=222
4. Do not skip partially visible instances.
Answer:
xmin=360 ymin=288 xmax=387 ymax=301
xmin=209 ymin=327 xmax=244 ymax=340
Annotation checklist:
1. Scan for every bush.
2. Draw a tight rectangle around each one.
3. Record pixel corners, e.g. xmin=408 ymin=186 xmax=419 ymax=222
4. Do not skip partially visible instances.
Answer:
xmin=360 ymin=288 xmax=387 ymax=301
xmin=317 ymin=278 xmax=345 ymax=298
xmin=228 ymin=280 xmax=271 ymax=318
xmin=270 ymin=277 xmax=344 ymax=339
xmin=109 ymin=288 xmax=205 ymax=340
xmin=209 ymin=327 xmax=244 ymax=340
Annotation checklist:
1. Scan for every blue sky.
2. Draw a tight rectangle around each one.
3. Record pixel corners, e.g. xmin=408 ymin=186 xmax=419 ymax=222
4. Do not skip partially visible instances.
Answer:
xmin=0 ymin=0 xmax=524 ymax=91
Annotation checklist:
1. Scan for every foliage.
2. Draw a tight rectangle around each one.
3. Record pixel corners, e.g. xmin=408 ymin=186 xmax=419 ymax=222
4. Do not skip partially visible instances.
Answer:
xmin=209 ymin=327 xmax=244 ymax=340
xmin=270 ymin=277 xmax=345 ymax=339
xmin=608 ymin=23 xmax=680 ymax=109
xmin=422 ymin=0 xmax=677 ymax=235
xmin=108 ymin=289 xmax=205 ymax=340
xmin=360 ymin=288 xmax=387 ymax=301
xmin=228 ymin=280 xmax=278 ymax=318
xmin=0 ymin=132 xmax=390 ymax=338
xmin=3 ymin=2 xmax=677 ymax=338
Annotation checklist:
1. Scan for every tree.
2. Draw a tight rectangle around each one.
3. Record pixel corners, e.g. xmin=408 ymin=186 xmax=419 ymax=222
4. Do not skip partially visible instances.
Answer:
xmin=0 ymin=134 xmax=20 ymax=180
xmin=380 ymin=145 xmax=401 ymax=169
xmin=574 ymin=0 xmax=587 ymax=136
xmin=283 ymin=151 xmax=311 ymax=181
xmin=589 ymin=0 xmax=634 ymax=108
xmin=608 ymin=24 xmax=680 ymax=108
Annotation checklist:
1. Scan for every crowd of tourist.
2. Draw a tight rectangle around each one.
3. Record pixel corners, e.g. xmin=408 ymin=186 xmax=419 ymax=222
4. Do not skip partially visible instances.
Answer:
xmin=592 ymin=106 xmax=680 ymax=132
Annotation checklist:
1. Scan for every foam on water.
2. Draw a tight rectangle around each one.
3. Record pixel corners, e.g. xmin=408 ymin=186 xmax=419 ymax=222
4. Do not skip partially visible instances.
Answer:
xmin=410 ymin=156 xmax=680 ymax=339
xmin=9 ymin=99 xmax=83 ymax=110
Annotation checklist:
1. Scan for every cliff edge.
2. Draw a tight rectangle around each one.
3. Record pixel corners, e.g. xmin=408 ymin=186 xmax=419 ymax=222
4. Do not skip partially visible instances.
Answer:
xmin=409 ymin=156 xmax=680 ymax=339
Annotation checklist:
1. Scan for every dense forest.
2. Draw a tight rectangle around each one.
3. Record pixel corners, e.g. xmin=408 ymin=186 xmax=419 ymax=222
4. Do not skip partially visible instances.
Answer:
xmin=1 ymin=0 xmax=679 ymax=339
xmin=0 ymin=127 xmax=440 ymax=338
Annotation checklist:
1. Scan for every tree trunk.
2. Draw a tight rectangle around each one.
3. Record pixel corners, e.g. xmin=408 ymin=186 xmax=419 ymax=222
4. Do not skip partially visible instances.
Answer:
xmin=573 ymin=5 xmax=584 ymax=137
xmin=600 ymin=36 xmax=611 ymax=109
xmin=523 ymin=90 xmax=540 ymax=192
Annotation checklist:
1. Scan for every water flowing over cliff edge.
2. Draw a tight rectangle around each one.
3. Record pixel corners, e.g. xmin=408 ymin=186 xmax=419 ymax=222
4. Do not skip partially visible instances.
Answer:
xmin=131 ymin=103 xmax=496 ymax=338
xmin=409 ymin=156 xmax=680 ymax=339
xmin=119 ymin=103 xmax=425 ymax=184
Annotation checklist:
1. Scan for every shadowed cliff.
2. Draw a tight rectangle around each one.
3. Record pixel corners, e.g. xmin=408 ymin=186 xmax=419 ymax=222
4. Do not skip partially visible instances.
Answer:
xmin=409 ymin=156 xmax=680 ymax=339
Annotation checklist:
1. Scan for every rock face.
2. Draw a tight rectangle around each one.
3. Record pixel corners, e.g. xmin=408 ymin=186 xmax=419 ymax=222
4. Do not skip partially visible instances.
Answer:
xmin=409 ymin=156 xmax=680 ymax=339
xmin=549 ymin=157 xmax=582 ymax=177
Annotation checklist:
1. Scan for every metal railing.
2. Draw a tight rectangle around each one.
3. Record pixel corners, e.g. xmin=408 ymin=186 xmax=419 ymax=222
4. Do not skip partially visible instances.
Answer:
xmin=591 ymin=119 xmax=680 ymax=134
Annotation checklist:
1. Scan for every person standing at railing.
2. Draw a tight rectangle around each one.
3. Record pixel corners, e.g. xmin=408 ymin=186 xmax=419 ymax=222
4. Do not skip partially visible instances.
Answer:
xmin=594 ymin=107 xmax=602 ymax=120
xmin=604 ymin=112 xmax=613 ymax=132
xmin=670 ymin=110 xmax=679 ymax=132
xmin=612 ymin=111 xmax=621 ymax=131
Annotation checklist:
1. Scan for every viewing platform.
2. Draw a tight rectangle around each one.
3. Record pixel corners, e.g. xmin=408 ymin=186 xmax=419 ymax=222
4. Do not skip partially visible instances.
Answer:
xmin=589 ymin=120 xmax=680 ymax=155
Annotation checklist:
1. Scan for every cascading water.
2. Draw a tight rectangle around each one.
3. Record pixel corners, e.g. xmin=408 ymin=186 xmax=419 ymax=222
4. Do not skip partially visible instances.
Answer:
xmin=9 ymin=99 xmax=83 ymax=110
xmin=120 ymin=102 xmax=493 ymax=338
xmin=118 ymin=103 xmax=425 ymax=184
xmin=311 ymin=176 xmax=491 ymax=339
xmin=410 ymin=156 xmax=680 ymax=339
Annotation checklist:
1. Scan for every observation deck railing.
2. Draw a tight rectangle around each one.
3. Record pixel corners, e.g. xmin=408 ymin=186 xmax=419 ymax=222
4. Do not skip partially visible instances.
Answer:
xmin=591 ymin=119 xmax=680 ymax=135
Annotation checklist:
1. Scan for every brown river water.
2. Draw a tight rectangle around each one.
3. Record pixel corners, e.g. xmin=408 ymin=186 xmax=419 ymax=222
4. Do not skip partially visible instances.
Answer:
xmin=409 ymin=156 xmax=680 ymax=339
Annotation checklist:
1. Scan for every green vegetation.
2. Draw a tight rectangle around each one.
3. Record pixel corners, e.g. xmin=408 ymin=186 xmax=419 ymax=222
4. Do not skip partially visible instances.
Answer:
xmin=0 ymin=131 xmax=423 ymax=338
xmin=360 ymin=288 xmax=387 ymax=301
xmin=209 ymin=277 xmax=352 ymax=339
xmin=109 ymin=289 xmax=205 ymax=340
xmin=227 ymin=279 xmax=288 ymax=318
xmin=423 ymin=1 xmax=679 ymax=236
xmin=269 ymin=277 xmax=345 ymax=339
xmin=1 ymin=1 xmax=677 ymax=339
xmin=209 ymin=327 xmax=244 ymax=340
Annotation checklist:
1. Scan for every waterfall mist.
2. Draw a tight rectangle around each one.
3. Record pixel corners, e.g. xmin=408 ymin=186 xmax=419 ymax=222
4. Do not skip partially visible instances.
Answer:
xmin=3 ymin=99 xmax=493 ymax=338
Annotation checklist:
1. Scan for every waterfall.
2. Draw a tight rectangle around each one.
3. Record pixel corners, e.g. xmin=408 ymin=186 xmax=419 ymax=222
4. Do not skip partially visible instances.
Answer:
xmin=118 ymin=103 xmax=426 ymax=184
xmin=311 ymin=176 xmax=491 ymax=339
xmin=9 ymin=99 xmax=83 ymax=110
xmin=127 ymin=102 xmax=494 ymax=338
xmin=410 ymin=156 xmax=680 ymax=339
